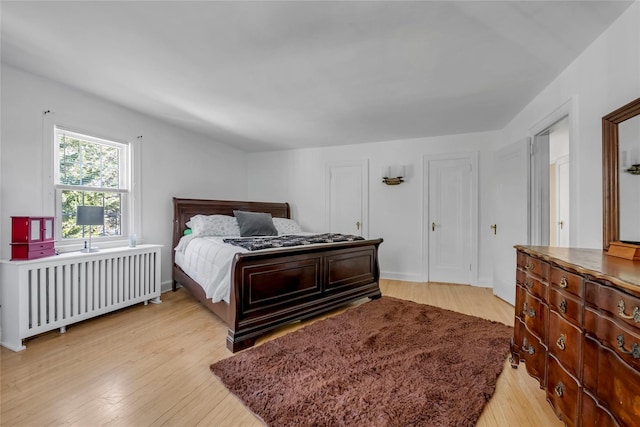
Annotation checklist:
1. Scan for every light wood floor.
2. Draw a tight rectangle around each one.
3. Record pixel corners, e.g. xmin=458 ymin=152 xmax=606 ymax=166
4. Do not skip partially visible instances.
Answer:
xmin=1 ymin=280 xmax=564 ymax=426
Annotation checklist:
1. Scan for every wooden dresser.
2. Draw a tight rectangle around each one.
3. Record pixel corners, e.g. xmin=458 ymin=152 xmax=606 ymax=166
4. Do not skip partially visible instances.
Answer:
xmin=510 ymin=246 xmax=640 ymax=427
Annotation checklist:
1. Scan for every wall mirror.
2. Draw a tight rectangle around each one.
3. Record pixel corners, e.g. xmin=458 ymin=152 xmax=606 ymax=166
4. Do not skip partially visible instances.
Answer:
xmin=602 ymin=96 xmax=640 ymax=250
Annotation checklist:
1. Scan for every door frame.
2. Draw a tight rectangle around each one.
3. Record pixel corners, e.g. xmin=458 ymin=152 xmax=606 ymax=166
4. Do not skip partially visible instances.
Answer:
xmin=554 ymin=155 xmax=571 ymax=246
xmin=422 ymin=152 xmax=479 ymax=285
xmin=528 ymin=97 xmax=577 ymax=247
xmin=324 ymin=159 xmax=369 ymax=238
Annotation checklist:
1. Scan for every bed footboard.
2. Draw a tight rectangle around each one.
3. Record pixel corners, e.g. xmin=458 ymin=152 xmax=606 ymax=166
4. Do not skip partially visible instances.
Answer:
xmin=226 ymin=239 xmax=382 ymax=352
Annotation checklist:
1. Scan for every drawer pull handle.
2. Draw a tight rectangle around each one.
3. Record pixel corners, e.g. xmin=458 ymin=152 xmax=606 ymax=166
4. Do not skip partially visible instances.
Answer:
xmin=556 ymin=334 xmax=566 ymax=351
xmin=525 ymin=262 xmax=534 ymax=271
xmin=525 ymin=279 xmax=534 ymax=289
xmin=617 ymin=300 xmax=640 ymax=323
xmin=616 ymin=335 xmax=640 ymax=359
xmin=522 ymin=302 xmax=535 ymax=318
xmin=559 ymin=276 xmax=568 ymax=288
xmin=555 ymin=382 xmax=564 ymax=398
xmin=559 ymin=299 xmax=567 ymax=314
xmin=522 ymin=337 xmax=535 ymax=355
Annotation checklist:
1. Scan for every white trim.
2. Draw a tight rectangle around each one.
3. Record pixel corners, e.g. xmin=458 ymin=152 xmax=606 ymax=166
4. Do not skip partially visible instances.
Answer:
xmin=42 ymin=111 xmax=142 ymax=251
xmin=422 ymin=151 xmax=479 ymax=285
xmin=380 ymin=271 xmax=423 ymax=283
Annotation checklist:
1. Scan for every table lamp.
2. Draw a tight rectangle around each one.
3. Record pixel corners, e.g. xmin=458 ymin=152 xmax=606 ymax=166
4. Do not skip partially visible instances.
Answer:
xmin=77 ymin=206 xmax=104 ymax=253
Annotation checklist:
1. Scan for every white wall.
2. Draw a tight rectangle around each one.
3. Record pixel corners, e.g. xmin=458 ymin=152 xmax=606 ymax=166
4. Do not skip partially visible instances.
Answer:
xmin=499 ymin=1 xmax=640 ymax=249
xmin=248 ymin=131 xmax=498 ymax=285
xmin=0 ymin=64 xmax=249 ymax=289
xmin=249 ymin=1 xmax=640 ymax=285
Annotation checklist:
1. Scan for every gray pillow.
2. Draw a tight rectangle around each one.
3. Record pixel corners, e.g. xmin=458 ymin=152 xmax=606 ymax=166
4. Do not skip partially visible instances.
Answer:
xmin=233 ymin=210 xmax=278 ymax=237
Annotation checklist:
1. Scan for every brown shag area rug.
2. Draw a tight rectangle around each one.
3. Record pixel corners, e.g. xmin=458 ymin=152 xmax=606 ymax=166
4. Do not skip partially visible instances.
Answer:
xmin=210 ymin=296 xmax=513 ymax=427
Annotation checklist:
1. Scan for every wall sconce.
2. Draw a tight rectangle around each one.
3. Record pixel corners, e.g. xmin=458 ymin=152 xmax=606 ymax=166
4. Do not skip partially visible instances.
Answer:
xmin=625 ymin=164 xmax=640 ymax=175
xmin=621 ymin=149 xmax=640 ymax=175
xmin=77 ymin=206 xmax=104 ymax=253
xmin=382 ymin=165 xmax=405 ymax=185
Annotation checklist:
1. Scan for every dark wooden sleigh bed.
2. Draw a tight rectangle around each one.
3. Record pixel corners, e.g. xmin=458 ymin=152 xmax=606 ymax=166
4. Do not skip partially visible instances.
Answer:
xmin=172 ymin=198 xmax=383 ymax=352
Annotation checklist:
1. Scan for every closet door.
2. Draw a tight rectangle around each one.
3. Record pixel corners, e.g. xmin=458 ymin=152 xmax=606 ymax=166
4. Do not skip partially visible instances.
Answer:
xmin=326 ymin=160 xmax=368 ymax=237
xmin=425 ymin=153 xmax=477 ymax=285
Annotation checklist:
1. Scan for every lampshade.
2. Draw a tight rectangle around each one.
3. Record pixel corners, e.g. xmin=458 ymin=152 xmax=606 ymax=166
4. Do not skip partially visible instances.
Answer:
xmin=76 ymin=206 xmax=104 ymax=226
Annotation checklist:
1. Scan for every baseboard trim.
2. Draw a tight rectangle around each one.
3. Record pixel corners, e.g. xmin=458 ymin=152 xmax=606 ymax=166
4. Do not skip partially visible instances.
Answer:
xmin=380 ymin=271 xmax=423 ymax=282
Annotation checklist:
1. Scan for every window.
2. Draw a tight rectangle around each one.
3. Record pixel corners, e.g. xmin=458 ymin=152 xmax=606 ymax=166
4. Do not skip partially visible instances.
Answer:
xmin=54 ymin=127 xmax=132 ymax=243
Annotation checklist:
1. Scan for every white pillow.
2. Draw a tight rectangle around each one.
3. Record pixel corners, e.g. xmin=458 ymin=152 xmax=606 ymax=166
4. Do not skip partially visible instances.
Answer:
xmin=189 ymin=214 xmax=240 ymax=236
xmin=272 ymin=217 xmax=303 ymax=235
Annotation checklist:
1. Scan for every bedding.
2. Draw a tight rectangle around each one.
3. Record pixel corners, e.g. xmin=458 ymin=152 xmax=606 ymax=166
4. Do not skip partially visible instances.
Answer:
xmin=189 ymin=214 xmax=240 ymax=236
xmin=223 ymin=233 xmax=364 ymax=251
xmin=233 ymin=210 xmax=278 ymax=237
xmin=272 ymin=217 xmax=303 ymax=235
xmin=184 ymin=214 xmax=304 ymax=237
xmin=175 ymin=235 xmax=248 ymax=303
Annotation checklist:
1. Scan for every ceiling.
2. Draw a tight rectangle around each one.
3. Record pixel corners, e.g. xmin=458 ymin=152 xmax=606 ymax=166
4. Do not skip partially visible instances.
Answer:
xmin=1 ymin=1 xmax=634 ymax=152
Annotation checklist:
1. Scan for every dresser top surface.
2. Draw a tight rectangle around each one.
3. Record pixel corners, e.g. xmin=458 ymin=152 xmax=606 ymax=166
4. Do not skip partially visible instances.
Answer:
xmin=515 ymin=246 xmax=640 ymax=293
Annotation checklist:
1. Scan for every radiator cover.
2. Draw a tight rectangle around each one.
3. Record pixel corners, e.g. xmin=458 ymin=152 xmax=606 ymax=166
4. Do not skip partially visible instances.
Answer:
xmin=0 ymin=244 xmax=162 ymax=351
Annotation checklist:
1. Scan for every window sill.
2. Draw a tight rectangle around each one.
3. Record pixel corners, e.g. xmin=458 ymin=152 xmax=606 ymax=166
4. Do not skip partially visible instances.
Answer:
xmin=55 ymin=239 xmax=141 ymax=254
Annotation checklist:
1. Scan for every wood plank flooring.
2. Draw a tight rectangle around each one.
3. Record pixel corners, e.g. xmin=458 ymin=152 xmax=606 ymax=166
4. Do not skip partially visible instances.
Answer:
xmin=1 ymin=280 xmax=564 ymax=426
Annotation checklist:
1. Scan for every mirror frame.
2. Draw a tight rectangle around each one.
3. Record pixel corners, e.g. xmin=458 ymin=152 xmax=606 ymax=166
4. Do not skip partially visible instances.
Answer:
xmin=602 ymin=96 xmax=640 ymax=251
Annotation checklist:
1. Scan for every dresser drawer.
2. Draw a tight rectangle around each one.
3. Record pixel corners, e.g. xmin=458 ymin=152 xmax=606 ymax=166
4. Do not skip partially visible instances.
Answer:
xmin=591 ymin=344 xmax=640 ymax=427
xmin=584 ymin=308 xmax=640 ymax=371
xmin=582 ymin=333 xmax=600 ymax=394
xmin=581 ymin=390 xmax=618 ymax=427
xmin=521 ymin=292 xmax=547 ymax=341
xmin=523 ymin=274 xmax=548 ymax=301
xmin=585 ymin=281 xmax=640 ymax=331
xmin=546 ymin=355 xmax=579 ymax=427
xmin=513 ymin=319 xmax=546 ymax=385
xmin=10 ymin=242 xmax=55 ymax=260
xmin=548 ymin=310 xmax=582 ymax=378
xmin=522 ymin=255 xmax=549 ymax=281
xmin=550 ymin=267 xmax=583 ymax=298
xmin=549 ymin=288 xmax=582 ymax=326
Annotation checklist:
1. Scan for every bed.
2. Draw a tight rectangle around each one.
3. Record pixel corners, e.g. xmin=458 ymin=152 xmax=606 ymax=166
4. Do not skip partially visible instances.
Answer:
xmin=172 ymin=198 xmax=383 ymax=352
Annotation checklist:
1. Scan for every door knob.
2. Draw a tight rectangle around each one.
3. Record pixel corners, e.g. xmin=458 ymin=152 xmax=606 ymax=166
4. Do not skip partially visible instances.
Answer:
xmin=432 ymin=222 xmax=436 ymax=232
xmin=356 ymin=221 xmax=361 ymax=230
xmin=490 ymin=224 xmax=497 ymax=235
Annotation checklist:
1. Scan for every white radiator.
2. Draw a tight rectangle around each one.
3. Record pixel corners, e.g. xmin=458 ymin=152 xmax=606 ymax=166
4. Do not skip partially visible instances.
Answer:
xmin=0 ymin=244 xmax=162 ymax=351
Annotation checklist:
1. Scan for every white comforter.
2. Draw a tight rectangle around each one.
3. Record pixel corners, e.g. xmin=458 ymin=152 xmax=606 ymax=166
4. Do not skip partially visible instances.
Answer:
xmin=175 ymin=235 xmax=249 ymax=303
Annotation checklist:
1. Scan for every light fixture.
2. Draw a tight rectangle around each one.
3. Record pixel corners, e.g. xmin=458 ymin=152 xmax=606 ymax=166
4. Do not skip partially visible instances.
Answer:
xmin=382 ymin=165 xmax=405 ymax=185
xmin=76 ymin=206 xmax=104 ymax=253
xmin=625 ymin=164 xmax=640 ymax=175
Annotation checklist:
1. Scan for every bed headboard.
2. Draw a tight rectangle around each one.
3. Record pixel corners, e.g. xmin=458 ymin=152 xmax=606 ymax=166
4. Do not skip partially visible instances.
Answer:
xmin=172 ymin=198 xmax=291 ymax=262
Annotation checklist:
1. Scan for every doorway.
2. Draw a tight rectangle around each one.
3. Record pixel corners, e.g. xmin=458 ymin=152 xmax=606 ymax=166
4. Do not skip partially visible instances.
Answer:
xmin=531 ymin=116 xmax=571 ymax=247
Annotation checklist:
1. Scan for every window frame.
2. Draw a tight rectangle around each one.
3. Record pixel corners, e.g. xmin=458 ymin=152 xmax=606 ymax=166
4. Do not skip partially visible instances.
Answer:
xmin=43 ymin=116 xmax=141 ymax=252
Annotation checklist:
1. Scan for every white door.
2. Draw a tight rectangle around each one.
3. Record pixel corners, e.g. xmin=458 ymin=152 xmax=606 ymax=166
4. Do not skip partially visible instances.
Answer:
xmin=326 ymin=161 xmax=368 ymax=237
xmin=492 ymin=140 xmax=529 ymax=305
xmin=425 ymin=154 xmax=477 ymax=284
xmin=555 ymin=155 xmax=570 ymax=247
